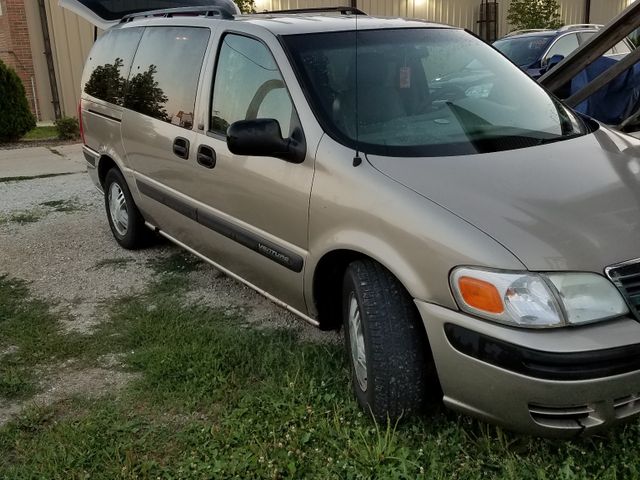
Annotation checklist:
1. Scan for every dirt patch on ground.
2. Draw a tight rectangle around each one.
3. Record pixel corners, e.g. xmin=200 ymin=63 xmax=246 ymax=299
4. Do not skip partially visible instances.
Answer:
xmin=185 ymin=268 xmax=340 ymax=344
xmin=0 ymin=362 xmax=137 ymax=428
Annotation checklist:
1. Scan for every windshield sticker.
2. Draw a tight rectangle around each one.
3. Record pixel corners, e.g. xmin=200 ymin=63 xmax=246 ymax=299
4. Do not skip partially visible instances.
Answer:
xmin=400 ymin=67 xmax=411 ymax=89
xmin=530 ymin=39 xmax=548 ymax=49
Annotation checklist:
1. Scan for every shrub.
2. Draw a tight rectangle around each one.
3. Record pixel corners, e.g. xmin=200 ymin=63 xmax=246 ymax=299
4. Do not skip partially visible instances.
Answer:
xmin=54 ymin=117 xmax=80 ymax=140
xmin=0 ymin=60 xmax=36 ymax=143
xmin=507 ymin=0 xmax=563 ymax=31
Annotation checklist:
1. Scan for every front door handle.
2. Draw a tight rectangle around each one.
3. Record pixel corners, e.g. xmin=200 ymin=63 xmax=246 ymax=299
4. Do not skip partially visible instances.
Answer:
xmin=197 ymin=145 xmax=216 ymax=169
xmin=173 ymin=137 xmax=190 ymax=159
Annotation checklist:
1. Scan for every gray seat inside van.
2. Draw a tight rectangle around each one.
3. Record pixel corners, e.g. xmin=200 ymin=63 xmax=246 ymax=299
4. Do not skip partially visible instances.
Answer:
xmin=333 ymin=53 xmax=406 ymax=135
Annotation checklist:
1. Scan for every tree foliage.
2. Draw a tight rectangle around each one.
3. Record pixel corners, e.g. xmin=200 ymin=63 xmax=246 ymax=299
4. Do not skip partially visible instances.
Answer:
xmin=0 ymin=60 xmax=36 ymax=143
xmin=234 ymin=0 xmax=256 ymax=13
xmin=125 ymin=65 xmax=169 ymax=121
xmin=507 ymin=0 xmax=563 ymax=31
xmin=84 ymin=58 xmax=126 ymax=105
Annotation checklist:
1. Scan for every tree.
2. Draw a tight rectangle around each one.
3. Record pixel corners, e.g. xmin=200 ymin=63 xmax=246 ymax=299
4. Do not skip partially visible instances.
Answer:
xmin=234 ymin=0 xmax=256 ymax=13
xmin=125 ymin=65 xmax=169 ymax=122
xmin=0 ymin=60 xmax=36 ymax=142
xmin=507 ymin=0 xmax=563 ymax=31
xmin=84 ymin=58 xmax=127 ymax=105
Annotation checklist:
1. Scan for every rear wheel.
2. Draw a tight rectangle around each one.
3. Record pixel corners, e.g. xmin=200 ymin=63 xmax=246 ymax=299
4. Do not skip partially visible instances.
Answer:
xmin=342 ymin=259 xmax=436 ymax=421
xmin=104 ymin=168 xmax=151 ymax=249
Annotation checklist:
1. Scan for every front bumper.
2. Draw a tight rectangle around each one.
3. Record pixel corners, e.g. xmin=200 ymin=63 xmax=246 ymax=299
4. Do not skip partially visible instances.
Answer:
xmin=416 ymin=301 xmax=640 ymax=437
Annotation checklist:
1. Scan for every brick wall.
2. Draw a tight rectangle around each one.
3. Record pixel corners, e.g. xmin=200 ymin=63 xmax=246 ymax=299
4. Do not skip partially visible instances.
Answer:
xmin=0 ymin=0 xmax=39 ymax=118
xmin=0 ymin=1 xmax=10 ymax=58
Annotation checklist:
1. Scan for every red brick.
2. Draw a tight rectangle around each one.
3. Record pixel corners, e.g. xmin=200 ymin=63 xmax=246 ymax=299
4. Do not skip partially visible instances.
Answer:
xmin=0 ymin=0 xmax=40 ymax=117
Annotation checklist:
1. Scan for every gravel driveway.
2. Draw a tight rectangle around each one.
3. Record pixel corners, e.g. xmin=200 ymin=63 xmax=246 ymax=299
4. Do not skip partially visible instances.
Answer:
xmin=0 ymin=169 xmax=336 ymax=426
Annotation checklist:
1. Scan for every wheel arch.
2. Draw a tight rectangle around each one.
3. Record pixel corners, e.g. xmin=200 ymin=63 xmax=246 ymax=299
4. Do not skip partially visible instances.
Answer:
xmin=312 ymin=249 xmax=366 ymax=330
xmin=97 ymin=155 xmax=120 ymax=188
xmin=310 ymin=244 xmax=427 ymax=332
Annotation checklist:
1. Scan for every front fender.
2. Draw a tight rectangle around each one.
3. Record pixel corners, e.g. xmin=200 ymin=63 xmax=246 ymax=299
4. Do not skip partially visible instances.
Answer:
xmin=305 ymin=137 xmax=525 ymax=317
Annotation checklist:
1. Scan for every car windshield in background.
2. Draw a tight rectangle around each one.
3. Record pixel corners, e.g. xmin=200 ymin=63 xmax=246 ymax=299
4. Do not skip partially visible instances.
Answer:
xmin=493 ymin=35 xmax=554 ymax=66
xmin=284 ymin=29 xmax=585 ymax=157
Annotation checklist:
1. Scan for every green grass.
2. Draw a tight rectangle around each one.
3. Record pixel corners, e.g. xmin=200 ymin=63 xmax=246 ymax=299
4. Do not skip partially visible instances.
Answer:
xmin=39 ymin=198 xmax=84 ymax=213
xmin=2 ymin=264 xmax=640 ymax=478
xmin=7 ymin=211 xmax=44 ymax=225
xmin=21 ymin=126 xmax=57 ymax=141
xmin=0 ymin=200 xmax=86 ymax=227
xmin=0 ymin=276 xmax=87 ymax=398
xmin=147 ymin=251 xmax=203 ymax=276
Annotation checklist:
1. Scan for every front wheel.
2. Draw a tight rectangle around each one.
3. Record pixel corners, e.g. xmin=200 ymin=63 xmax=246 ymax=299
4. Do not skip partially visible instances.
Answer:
xmin=342 ymin=259 xmax=436 ymax=421
xmin=104 ymin=168 xmax=151 ymax=250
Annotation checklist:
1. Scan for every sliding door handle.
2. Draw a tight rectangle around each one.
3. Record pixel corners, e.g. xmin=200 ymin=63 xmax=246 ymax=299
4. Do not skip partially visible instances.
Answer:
xmin=173 ymin=137 xmax=190 ymax=159
xmin=197 ymin=145 xmax=216 ymax=169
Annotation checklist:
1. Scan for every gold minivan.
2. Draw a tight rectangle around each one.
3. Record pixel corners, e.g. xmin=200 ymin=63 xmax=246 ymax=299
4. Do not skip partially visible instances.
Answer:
xmin=66 ymin=0 xmax=640 ymax=437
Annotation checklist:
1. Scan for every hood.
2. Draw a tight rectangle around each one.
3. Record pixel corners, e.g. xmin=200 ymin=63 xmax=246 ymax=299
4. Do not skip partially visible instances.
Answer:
xmin=58 ymin=0 xmax=239 ymax=30
xmin=367 ymin=128 xmax=640 ymax=273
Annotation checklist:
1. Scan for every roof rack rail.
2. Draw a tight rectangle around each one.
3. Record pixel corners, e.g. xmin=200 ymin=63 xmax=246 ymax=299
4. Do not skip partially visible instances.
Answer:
xmin=558 ymin=23 xmax=604 ymax=31
xmin=257 ymin=6 xmax=366 ymax=15
xmin=504 ymin=28 xmax=550 ymax=37
xmin=120 ymin=5 xmax=237 ymax=24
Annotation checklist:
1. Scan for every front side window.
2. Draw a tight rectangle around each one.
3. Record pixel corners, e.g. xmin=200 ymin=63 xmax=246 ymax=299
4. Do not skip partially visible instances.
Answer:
xmin=284 ymin=28 xmax=587 ymax=157
xmin=124 ymin=27 xmax=210 ymax=128
xmin=82 ymin=27 xmax=143 ymax=105
xmin=211 ymin=34 xmax=297 ymax=136
xmin=544 ymin=33 xmax=579 ymax=62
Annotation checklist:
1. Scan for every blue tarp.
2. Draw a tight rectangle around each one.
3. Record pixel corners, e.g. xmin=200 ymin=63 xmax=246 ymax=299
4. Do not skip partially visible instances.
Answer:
xmin=570 ymin=56 xmax=640 ymax=125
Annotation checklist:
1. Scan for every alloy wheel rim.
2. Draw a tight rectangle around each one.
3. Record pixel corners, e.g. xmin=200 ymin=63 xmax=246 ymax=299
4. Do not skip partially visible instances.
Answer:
xmin=348 ymin=292 xmax=367 ymax=392
xmin=108 ymin=182 xmax=129 ymax=236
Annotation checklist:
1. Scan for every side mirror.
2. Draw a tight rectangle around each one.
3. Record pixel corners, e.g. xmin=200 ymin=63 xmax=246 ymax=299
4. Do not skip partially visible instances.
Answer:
xmin=542 ymin=54 xmax=565 ymax=73
xmin=226 ymin=119 xmax=306 ymax=164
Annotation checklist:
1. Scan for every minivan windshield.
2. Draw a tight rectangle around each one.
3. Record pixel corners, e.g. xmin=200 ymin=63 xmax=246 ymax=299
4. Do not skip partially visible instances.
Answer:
xmin=284 ymin=28 xmax=586 ymax=157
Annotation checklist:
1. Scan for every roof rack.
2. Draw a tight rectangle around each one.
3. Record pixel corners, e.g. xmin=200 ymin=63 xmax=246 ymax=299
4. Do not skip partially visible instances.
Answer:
xmin=257 ymin=6 xmax=367 ymax=15
xmin=558 ymin=23 xmax=604 ymax=31
xmin=504 ymin=28 xmax=550 ymax=37
xmin=120 ymin=5 xmax=237 ymax=24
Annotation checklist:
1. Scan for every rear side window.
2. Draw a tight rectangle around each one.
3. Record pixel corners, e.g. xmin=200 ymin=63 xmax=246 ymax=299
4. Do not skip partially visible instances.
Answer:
xmin=210 ymin=34 xmax=298 ymax=136
xmin=82 ymin=27 xmax=143 ymax=105
xmin=124 ymin=27 xmax=210 ymax=129
xmin=579 ymin=31 xmax=627 ymax=56
xmin=614 ymin=40 xmax=632 ymax=55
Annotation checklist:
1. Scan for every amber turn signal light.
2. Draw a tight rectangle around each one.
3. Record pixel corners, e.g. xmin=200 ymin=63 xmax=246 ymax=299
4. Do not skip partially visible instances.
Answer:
xmin=457 ymin=276 xmax=505 ymax=314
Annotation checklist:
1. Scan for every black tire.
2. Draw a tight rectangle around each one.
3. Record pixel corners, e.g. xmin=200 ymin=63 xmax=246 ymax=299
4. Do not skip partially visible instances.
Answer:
xmin=104 ymin=168 xmax=151 ymax=250
xmin=342 ymin=259 xmax=437 ymax=421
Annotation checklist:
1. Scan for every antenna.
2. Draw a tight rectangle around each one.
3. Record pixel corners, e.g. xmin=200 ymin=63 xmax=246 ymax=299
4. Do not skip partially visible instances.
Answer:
xmin=353 ymin=7 xmax=362 ymax=167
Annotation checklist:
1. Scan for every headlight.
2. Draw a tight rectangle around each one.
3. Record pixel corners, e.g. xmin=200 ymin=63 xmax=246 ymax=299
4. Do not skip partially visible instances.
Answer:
xmin=450 ymin=268 xmax=629 ymax=328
